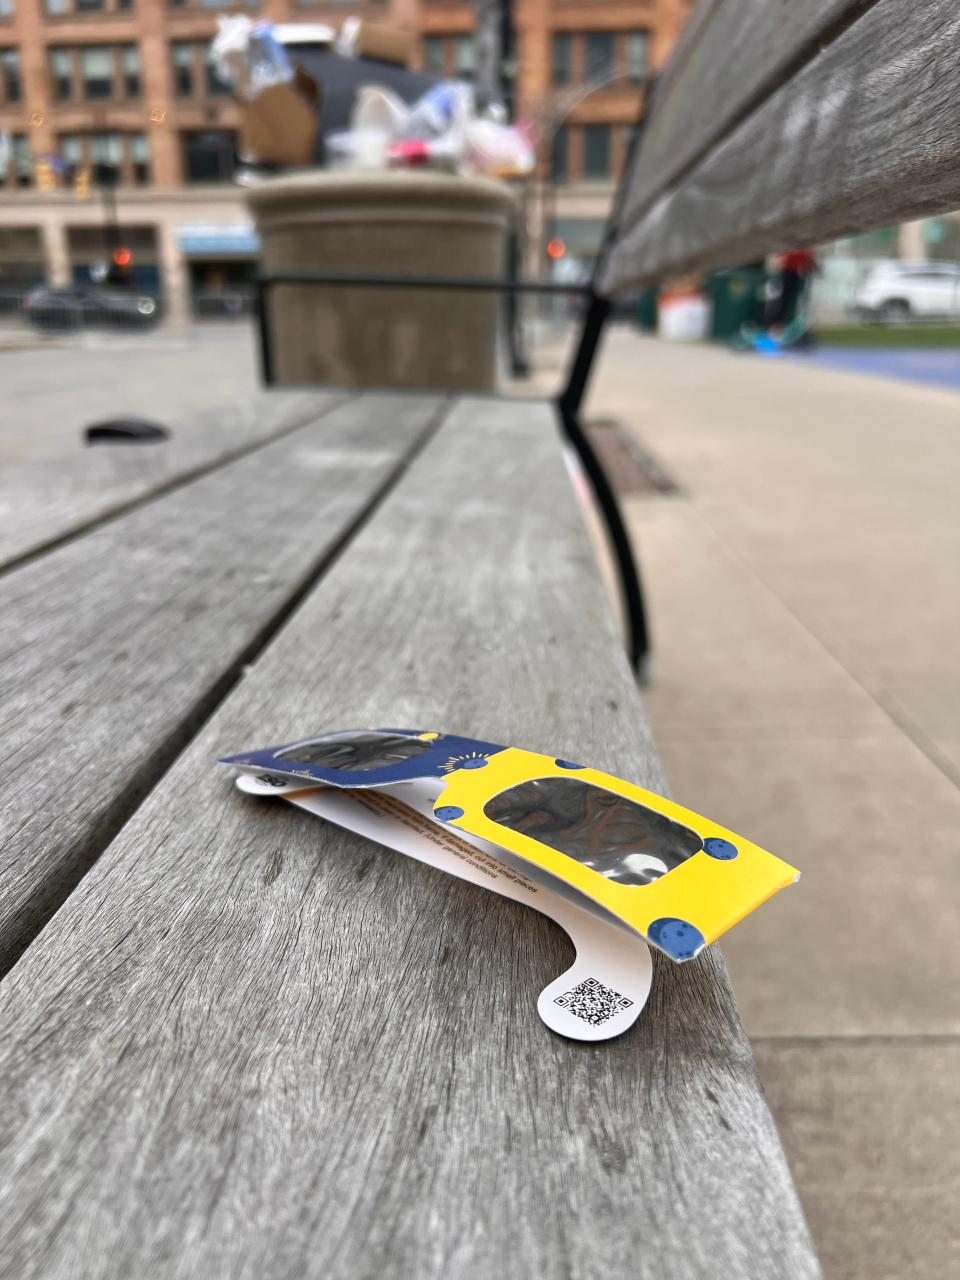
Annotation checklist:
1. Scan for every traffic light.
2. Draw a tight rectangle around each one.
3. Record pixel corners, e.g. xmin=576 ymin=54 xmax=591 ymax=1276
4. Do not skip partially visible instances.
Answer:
xmin=547 ymin=237 xmax=566 ymax=261
xmin=107 ymin=245 xmax=134 ymax=286
xmin=74 ymin=165 xmax=92 ymax=200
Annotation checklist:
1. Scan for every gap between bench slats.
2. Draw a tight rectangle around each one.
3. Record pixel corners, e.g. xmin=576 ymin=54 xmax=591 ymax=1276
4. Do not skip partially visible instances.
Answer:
xmin=0 ymin=391 xmax=344 ymax=573
xmin=0 ymin=396 xmax=818 ymax=1280
xmin=0 ymin=392 xmax=446 ymax=975
xmin=604 ymin=0 xmax=960 ymax=291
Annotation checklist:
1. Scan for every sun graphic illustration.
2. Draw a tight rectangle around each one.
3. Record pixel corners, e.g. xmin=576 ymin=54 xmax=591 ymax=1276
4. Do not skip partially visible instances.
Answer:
xmin=440 ymin=750 xmax=490 ymax=773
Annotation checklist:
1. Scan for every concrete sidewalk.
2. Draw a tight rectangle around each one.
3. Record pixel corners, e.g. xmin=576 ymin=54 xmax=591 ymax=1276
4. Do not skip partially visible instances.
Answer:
xmin=569 ymin=331 xmax=959 ymax=1280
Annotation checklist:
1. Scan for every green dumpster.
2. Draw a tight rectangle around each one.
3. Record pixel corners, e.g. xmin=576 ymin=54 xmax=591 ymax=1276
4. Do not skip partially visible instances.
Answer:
xmin=707 ymin=265 xmax=766 ymax=340
xmin=634 ymin=286 xmax=658 ymax=332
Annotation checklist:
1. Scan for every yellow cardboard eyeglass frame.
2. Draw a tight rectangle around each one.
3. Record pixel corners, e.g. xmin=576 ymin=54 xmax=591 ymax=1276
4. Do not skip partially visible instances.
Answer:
xmin=438 ymin=747 xmax=798 ymax=953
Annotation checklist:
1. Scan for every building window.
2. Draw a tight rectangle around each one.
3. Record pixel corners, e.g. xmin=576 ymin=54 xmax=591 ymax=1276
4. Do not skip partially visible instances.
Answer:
xmin=454 ymin=35 xmax=475 ymax=80
xmin=181 ymin=129 xmax=236 ymax=183
xmin=625 ymin=31 xmax=648 ymax=85
xmin=90 ymin=130 xmax=123 ymax=168
xmin=205 ymin=52 xmax=229 ymax=95
xmin=551 ymin=126 xmax=567 ymax=184
xmin=583 ymin=123 xmax=611 ymax=179
xmin=13 ymin=134 xmax=31 ymax=185
xmin=584 ymin=32 xmax=615 ymax=82
xmin=60 ymin=133 xmax=83 ymax=178
xmin=0 ymin=0 xmax=15 ymax=14
xmin=172 ymin=42 xmax=229 ymax=98
xmin=0 ymin=48 xmax=19 ymax=104
xmin=50 ymin=49 xmax=73 ymax=100
xmin=423 ymin=35 xmax=444 ymax=75
xmin=552 ymin=33 xmax=571 ymax=88
xmin=0 ymin=133 xmax=23 ymax=186
xmin=82 ymin=47 xmax=114 ymax=98
xmin=122 ymin=44 xmax=140 ymax=96
xmin=131 ymin=131 xmax=149 ymax=184
xmin=172 ymin=42 xmax=193 ymax=96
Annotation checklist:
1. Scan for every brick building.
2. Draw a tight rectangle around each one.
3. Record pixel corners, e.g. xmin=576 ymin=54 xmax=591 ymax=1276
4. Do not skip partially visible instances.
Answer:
xmin=0 ymin=0 xmax=691 ymax=322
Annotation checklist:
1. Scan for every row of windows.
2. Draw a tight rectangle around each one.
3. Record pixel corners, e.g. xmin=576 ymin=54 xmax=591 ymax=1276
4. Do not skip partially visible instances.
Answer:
xmin=44 ymin=0 xmax=132 ymax=15
xmin=61 ymin=128 xmax=150 ymax=182
xmin=0 ymin=0 xmax=371 ymax=13
xmin=2 ymin=121 xmax=631 ymax=188
xmin=49 ymin=44 xmax=142 ymax=101
xmin=421 ymin=29 xmax=648 ymax=86
xmin=0 ymin=130 xmax=150 ymax=186
xmin=0 ymin=32 xmax=650 ymax=110
xmin=0 ymin=43 xmax=231 ymax=106
xmin=2 ymin=0 xmax=258 ymax=13
xmin=553 ymin=30 xmax=648 ymax=89
xmin=0 ymin=128 xmax=240 ymax=187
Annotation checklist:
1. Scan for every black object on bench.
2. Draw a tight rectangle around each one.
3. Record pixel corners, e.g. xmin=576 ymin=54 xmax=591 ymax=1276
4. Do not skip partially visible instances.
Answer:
xmin=84 ymin=417 xmax=171 ymax=445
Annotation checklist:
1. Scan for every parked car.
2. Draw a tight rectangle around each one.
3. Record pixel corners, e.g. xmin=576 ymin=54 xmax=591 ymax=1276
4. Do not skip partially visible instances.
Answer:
xmin=191 ymin=289 xmax=255 ymax=319
xmin=23 ymin=285 xmax=161 ymax=332
xmin=853 ymin=260 xmax=960 ymax=322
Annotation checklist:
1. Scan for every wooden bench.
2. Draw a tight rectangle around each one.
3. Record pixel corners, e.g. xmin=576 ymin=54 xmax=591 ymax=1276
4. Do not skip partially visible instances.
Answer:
xmin=0 ymin=387 xmax=817 ymax=1276
xmin=9 ymin=0 xmax=956 ymax=1270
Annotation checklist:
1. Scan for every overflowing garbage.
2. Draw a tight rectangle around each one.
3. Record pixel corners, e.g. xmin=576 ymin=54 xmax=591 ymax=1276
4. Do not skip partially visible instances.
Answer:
xmin=212 ymin=17 xmax=295 ymax=102
xmin=329 ymin=82 xmax=534 ymax=177
xmin=210 ymin=17 xmax=535 ymax=179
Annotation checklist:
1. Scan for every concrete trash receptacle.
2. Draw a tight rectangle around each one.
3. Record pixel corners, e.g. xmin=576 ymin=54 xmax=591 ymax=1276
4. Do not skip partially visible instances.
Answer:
xmin=247 ymin=171 xmax=515 ymax=391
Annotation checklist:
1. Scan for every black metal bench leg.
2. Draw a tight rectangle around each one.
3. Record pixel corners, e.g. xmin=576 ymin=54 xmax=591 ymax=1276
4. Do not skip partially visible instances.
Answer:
xmin=557 ymin=294 xmax=651 ymax=681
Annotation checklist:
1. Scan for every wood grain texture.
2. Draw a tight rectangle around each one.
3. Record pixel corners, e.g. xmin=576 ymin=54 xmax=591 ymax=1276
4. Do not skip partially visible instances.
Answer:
xmin=0 ymin=391 xmax=341 ymax=571
xmin=0 ymin=393 xmax=443 ymax=974
xmin=0 ymin=397 xmax=818 ymax=1279
xmin=618 ymin=0 xmax=874 ymax=234
xmin=603 ymin=0 xmax=960 ymax=292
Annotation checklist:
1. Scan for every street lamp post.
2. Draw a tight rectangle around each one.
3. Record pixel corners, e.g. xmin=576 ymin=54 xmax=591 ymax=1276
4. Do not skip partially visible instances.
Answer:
xmin=532 ymin=69 xmax=648 ymax=278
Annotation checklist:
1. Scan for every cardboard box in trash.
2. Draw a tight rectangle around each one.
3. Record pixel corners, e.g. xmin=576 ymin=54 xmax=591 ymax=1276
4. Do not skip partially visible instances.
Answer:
xmin=239 ymin=67 xmax=320 ymax=167
xmin=237 ymin=17 xmax=414 ymax=166
xmin=337 ymin=17 xmax=414 ymax=67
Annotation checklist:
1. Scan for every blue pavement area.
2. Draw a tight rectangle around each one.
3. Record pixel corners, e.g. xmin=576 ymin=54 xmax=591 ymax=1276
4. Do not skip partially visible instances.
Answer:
xmin=792 ymin=347 xmax=960 ymax=392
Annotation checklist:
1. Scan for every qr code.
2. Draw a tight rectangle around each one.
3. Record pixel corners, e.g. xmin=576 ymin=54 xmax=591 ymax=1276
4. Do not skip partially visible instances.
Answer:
xmin=554 ymin=977 xmax=633 ymax=1026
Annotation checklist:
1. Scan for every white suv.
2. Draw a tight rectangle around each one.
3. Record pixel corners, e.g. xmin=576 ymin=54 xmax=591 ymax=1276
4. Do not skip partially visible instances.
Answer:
xmin=854 ymin=260 xmax=960 ymax=322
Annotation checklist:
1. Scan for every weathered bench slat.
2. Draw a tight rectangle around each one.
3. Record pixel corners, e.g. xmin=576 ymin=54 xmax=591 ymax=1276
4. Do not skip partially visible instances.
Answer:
xmin=0 ymin=391 xmax=342 ymax=572
xmin=621 ymin=0 xmax=871 ymax=233
xmin=0 ymin=396 xmax=817 ymax=1280
xmin=603 ymin=0 xmax=960 ymax=291
xmin=0 ymin=393 xmax=444 ymax=974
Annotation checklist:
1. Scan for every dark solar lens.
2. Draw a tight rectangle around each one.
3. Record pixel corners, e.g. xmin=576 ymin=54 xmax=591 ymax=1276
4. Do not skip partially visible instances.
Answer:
xmin=275 ymin=732 xmax=433 ymax=772
xmin=484 ymin=777 xmax=702 ymax=886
